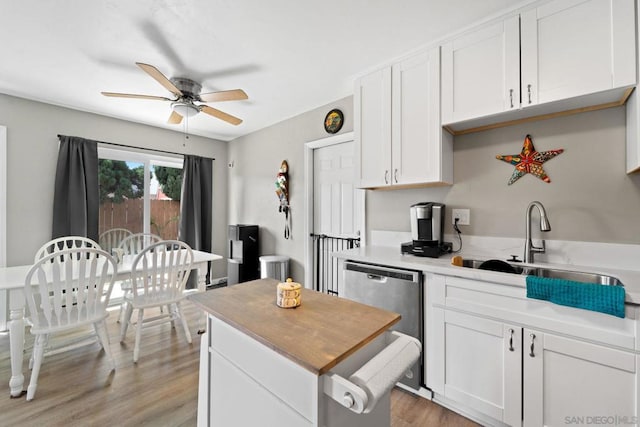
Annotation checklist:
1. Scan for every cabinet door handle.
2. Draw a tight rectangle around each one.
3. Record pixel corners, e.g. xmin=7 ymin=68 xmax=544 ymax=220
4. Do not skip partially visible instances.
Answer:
xmin=394 ymin=169 xmax=398 ymax=183
xmin=527 ymin=84 xmax=532 ymax=104
xmin=384 ymin=170 xmax=389 ymax=184
xmin=509 ymin=89 xmax=514 ymax=108
xmin=529 ymin=333 xmax=536 ymax=357
xmin=508 ymin=328 xmax=515 ymax=352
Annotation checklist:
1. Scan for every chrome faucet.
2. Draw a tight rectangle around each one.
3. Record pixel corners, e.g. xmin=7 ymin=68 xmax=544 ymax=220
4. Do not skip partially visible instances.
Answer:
xmin=524 ymin=201 xmax=551 ymax=264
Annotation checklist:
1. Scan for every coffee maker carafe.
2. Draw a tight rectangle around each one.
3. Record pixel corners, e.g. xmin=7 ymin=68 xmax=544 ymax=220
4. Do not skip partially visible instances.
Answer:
xmin=401 ymin=202 xmax=452 ymax=257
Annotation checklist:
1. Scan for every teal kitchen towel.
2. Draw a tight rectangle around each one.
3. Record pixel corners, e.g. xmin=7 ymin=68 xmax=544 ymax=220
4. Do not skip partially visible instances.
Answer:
xmin=526 ymin=275 xmax=625 ymax=318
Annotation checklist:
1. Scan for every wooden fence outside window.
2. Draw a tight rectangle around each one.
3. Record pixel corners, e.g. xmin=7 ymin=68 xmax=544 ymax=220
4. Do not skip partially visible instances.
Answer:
xmin=99 ymin=199 xmax=180 ymax=240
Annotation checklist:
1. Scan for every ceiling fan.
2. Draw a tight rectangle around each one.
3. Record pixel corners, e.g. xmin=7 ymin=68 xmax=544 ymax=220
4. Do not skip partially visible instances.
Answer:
xmin=101 ymin=62 xmax=248 ymax=126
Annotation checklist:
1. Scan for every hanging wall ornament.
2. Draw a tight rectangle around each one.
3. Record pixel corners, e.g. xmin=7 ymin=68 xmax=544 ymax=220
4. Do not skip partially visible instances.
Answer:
xmin=275 ymin=160 xmax=291 ymax=239
xmin=496 ymin=134 xmax=564 ymax=185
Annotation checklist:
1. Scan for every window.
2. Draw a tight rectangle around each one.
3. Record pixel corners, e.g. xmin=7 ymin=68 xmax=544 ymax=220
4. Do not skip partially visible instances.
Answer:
xmin=98 ymin=146 xmax=183 ymax=240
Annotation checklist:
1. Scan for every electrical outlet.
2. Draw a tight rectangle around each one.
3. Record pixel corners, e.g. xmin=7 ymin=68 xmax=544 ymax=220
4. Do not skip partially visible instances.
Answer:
xmin=452 ymin=209 xmax=470 ymax=226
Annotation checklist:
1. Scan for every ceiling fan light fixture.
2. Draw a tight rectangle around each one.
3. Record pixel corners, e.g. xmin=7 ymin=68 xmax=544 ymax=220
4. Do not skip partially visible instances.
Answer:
xmin=102 ymin=63 xmax=247 ymax=126
xmin=171 ymin=101 xmax=199 ymax=118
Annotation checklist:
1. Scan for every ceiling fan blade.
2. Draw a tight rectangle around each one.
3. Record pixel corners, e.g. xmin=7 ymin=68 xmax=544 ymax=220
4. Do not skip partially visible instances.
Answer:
xmin=136 ymin=62 xmax=183 ymax=97
xmin=168 ymin=110 xmax=183 ymax=124
xmin=200 ymin=105 xmax=243 ymax=126
xmin=199 ymin=89 xmax=248 ymax=103
xmin=101 ymin=92 xmax=172 ymax=101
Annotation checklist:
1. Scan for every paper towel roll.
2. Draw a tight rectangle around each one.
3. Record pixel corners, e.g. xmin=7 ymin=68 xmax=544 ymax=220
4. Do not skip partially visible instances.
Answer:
xmin=348 ymin=333 xmax=421 ymax=414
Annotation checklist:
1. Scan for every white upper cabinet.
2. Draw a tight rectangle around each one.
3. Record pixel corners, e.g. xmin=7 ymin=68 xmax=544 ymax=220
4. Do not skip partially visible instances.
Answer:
xmin=626 ymin=0 xmax=640 ymax=174
xmin=442 ymin=0 xmax=636 ymax=131
xmin=355 ymin=48 xmax=452 ymax=189
xmin=521 ymin=0 xmax=636 ymax=108
xmin=354 ymin=66 xmax=392 ymax=189
xmin=392 ymin=49 xmax=452 ymax=186
xmin=441 ymin=17 xmax=520 ymax=124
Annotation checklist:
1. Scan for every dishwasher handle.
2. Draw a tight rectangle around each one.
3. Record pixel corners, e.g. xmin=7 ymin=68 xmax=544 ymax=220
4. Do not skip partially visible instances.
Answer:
xmin=344 ymin=261 xmax=421 ymax=283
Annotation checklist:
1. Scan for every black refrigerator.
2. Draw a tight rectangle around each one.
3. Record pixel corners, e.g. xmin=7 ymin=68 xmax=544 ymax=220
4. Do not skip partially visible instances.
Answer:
xmin=228 ymin=224 xmax=259 ymax=285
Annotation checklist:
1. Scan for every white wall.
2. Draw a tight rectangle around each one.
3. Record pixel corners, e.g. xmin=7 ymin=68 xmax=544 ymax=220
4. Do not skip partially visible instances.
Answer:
xmin=0 ymin=125 xmax=5 ymax=267
xmin=229 ymin=97 xmax=640 ymax=281
xmin=8 ymin=89 xmax=640 ymax=285
xmin=228 ymin=96 xmax=353 ymax=282
xmin=230 ymin=99 xmax=640 ymax=285
xmin=367 ymin=106 xmax=640 ymax=244
xmin=0 ymin=93 xmax=229 ymax=278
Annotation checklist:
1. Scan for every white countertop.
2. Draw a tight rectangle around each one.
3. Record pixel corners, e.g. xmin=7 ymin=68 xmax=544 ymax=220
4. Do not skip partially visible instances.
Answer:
xmin=333 ymin=246 xmax=640 ymax=304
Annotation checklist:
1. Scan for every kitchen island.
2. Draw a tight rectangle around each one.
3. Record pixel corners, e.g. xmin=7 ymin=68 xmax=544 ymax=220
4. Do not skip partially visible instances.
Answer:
xmin=189 ymin=278 xmax=418 ymax=427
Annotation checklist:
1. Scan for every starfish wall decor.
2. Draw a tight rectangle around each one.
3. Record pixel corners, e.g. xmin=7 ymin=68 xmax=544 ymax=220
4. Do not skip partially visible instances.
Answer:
xmin=496 ymin=134 xmax=564 ymax=185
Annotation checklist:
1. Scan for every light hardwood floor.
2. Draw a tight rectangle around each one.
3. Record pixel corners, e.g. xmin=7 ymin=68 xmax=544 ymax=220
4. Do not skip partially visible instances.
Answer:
xmin=0 ymin=300 xmax=478 ymax=427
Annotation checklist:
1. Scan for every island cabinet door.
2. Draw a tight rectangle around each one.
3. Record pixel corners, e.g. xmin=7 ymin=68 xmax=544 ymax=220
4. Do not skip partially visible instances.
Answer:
xmin=523 ymin=330 xmax=638 ymax=427
xmin=431 ymin=309 xmax=522 ymax=425
xmin=206 ymin=316 xmax=319 ymax=427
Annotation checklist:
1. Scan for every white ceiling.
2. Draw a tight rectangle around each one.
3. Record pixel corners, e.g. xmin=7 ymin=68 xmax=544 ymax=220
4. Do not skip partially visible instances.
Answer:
xmin=0 ymin=0 xmax=529 ymax=142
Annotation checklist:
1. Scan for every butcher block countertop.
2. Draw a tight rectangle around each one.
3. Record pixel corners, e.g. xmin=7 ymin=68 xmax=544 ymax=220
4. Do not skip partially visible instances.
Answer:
xmin=188 ymin=278 xmax=400 ymax=375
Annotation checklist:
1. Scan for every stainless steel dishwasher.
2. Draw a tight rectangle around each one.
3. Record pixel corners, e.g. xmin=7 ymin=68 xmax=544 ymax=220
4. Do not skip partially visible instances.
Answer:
xmin=342 ymin=261 xmax=423 ymax=390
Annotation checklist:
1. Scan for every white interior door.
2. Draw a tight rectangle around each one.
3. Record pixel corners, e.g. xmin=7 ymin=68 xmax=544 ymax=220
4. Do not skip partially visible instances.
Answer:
xmin=304 ymin=132 xmax=364 ymax=291
xmin=313 ymin=140 xmax=363 ymax=238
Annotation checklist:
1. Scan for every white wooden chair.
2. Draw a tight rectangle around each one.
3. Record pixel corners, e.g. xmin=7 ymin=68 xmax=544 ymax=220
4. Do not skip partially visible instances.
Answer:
xmin=115 ymin=233 xmax=162 ymax=322
xmin=33 ymin=236 xmax=101 ymax=262
xmin=31 ymin=236 xmax=104 ymax=358
xmin=119 ymin=240 xmax=194 ymax=363
xmin=99 ymin=228 xmax=132 ymax=254
xmin=23 ymin=247 xmax=118 ymax=400
xmin=118 ymin=233 xmax=162 ymax=257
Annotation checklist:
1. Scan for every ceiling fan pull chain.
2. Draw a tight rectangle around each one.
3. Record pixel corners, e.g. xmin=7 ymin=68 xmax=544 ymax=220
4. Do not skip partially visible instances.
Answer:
xmin=183 ymin=112 xmax=190 ymax=144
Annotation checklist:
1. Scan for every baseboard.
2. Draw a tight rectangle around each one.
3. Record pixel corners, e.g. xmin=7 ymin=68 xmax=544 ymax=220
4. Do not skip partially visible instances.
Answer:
xmin=207 ymin=277 xmax=227 ymax=289
xmin=395 ymin=383 xmax=433 ymax=400
xmin=431 ymin=393 xmax=509 ymax=427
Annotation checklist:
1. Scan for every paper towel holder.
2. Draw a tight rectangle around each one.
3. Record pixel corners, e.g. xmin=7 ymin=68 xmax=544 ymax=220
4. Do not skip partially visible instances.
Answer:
xmin=323 ymin=331 xmax=421 ymax=414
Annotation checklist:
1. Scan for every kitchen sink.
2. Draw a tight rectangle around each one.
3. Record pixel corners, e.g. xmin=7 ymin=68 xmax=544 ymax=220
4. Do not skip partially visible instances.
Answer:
xmin=458 ymin=258 xmax=623 ymax=286
xmin=460 ymin=258 xmax=525 ymax=274
xmin=526 ymin=267 xmax=623 ymax=286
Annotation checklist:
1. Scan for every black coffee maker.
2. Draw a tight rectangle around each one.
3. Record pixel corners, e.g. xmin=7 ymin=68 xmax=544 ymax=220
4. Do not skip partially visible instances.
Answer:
xmin=401 ymin=202 xmax=452 ymax=257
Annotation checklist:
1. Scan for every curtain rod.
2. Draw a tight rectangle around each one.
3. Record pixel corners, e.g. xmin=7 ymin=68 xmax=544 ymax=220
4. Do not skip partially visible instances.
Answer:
xmin=56 ymin=135 xmax=215 ymax=160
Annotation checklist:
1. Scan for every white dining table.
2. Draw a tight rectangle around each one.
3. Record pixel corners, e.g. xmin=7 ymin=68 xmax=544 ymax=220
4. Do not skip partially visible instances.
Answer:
xmin=0 ymin=249 xmax=222 ymax=397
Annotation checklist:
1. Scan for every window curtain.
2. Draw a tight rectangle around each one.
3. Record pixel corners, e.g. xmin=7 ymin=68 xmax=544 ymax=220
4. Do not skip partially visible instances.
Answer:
xmin=179 ymin=155 xmax=213 ymax=288
xmin=52 ymin=135 xmax=99 ymax=242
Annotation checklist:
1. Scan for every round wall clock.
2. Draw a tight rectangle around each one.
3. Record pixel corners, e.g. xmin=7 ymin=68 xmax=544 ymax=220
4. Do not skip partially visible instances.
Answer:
xmin=324 ymin=109 xmax=344 ymax=134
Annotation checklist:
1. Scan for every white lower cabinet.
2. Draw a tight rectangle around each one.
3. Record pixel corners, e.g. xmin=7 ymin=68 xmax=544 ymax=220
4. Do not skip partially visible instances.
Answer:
xmin=426 ymin=274 xmax=639 ymax=426
xmin=523 ymin=331 xmax=638 ymax=427
xmin=430 ymin=308 xmax=521 ymax=426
